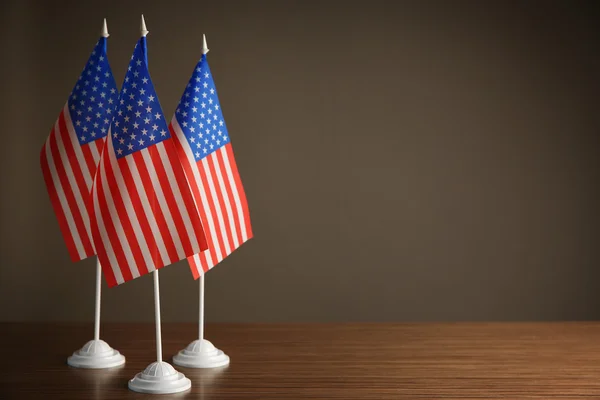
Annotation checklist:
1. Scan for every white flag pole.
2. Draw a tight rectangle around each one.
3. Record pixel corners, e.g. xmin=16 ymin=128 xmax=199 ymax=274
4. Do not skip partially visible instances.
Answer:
xmin=153 ymin=270 xmax=163 ymax=363
xmin=199 ymin=274 xmax=204 ymax=342
xmin=128 ymin=15 xmax=191 ymax=394
xmin=171 ymin=35 xmax=230 ymax=370
xmin=93 ymin=259 xmax=102 ymax=341
xmin=65 ymin=18 xmax=125 ymax=370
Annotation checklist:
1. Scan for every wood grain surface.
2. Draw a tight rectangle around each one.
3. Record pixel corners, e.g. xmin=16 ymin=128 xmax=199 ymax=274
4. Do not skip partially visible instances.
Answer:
xmin=1 ymin=322 xmax=600 ymax=399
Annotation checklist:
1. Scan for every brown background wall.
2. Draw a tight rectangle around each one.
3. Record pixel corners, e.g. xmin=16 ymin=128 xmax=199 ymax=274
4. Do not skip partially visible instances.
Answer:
xmin=1 ymin=0 xmax=599 ymax=322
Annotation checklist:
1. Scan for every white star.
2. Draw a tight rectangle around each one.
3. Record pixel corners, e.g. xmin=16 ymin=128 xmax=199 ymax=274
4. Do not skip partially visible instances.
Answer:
xmin=148 ymin=95 xmax=155 ymax=102
xmin=127 ymin=105 xmax=133 ymax=111
xmin=124 ymin=116 xmax=130 ymax=122
xmin=132 ymin=82 xmax=138 ymax=89
xmin=160 ymin=129 xmax=167 ymax=136
xmin=201 ymin=102 xmax=206 ymax=108
xmin=152 ymin=124 xmax=158 ymax=131
xmin=189 ymin=126 xmax=195 ymax=133
xmin=146 ymin=106 xmax=152 ymax=113
xmin=203 ymin=82 xmax=208 ymax=88
xmin=155 ymin=112 xmax=161 ymax=119
xmin=133 ymin=71 xmax=139 ymax=77
xmin=138 ymin=139 xmax=145 ymax=145
xmin=113 ymin=132 xmax=118 ymax=139
xmin=140 ymin=89 xmax=146 ymax=95
xmin=135 ymin=111 xmax=141 ymax=118
xmin=119 ymin=138 xmax=125 ymax=145
xmin=142 ymin=128 xmax=148 ymax=135
xmin=136 ymin=59 xmax=142 ymax=66
xmin=133 ymin=122 xmax=139 ymax=129
xmin=149 ymin=134 xmax=156 ymax=141
xmin=195 ymin=152 xmax=200 ymax=158
xmin=142 ymin=77 xmax=148 ymax=84
xmin=137 ymin=100 xmax=143 ymax=106
xmin=123 ymin=127 xmax=128 ymax=133
xmin=144 ymin=117 xmax=150 ymax=124
xmin=210 ymin=88 xmax=215 ymax=94
xmin=192 ymin=106 xmax=198 ymax=112
xmin=127 ymin=143 xmax=134 ymax=150
xmin=80 ymin=135 xmax=85 ymax=141
xmin=130 ymin=133 xmax=136 ymax=140
xmin=117 ymin=148 xmax=123 ymax=155
xmin=76 ymin=121 xmax=81 ymax=126
xmin=194 ymin=97 xmax=199 ymax=103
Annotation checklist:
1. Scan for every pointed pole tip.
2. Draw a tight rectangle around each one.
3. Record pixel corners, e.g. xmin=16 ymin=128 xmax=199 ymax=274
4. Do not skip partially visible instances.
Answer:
xmin=101 ymin=18 xmax=109 ymax=38
xmin=140 ymin=14 xmax=149 ymax=37
xmin=202 ymin=34 xmax=209 ymax=55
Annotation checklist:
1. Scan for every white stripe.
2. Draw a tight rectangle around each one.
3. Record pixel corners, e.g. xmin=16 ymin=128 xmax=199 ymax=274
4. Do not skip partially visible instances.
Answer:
xmin=109 ymin=151 xmax=156 ymax=272
xmin=125 ymin=155 xmax=170 ymax=266
xmin=93 ymin=154 xmax=124 ymax=284
xmin=202 ymin=156 xmax=231 ymax=256
xmin=62 ymin=104 xmax=93 ymax=186
xmin=53 ymin=120 xmax=93 ymax=247
xmin=171 ymin=119 xmax=223 ymax=262
xmin=156 ymin=142 xmax=201 ymax=255
xmin=220 ymin=147 xmax=248 ymax=241
xmin=101 ymin=138 xmax=139 ymax=279
xmin=210 ymin=152 xmax=240 ymax=248
xmin=44 ymin=137 xmax=86 ymax=259
xmin=140 ymin=148 xmax=186 ymax=260
xmin=89 ymin=138 xmax=103 ymax=164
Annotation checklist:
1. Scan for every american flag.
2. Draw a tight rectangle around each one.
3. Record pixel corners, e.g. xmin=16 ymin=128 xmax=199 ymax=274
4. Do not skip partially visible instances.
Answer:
xmin=40 ymin=37 xmax=117 ymax=262
xmin=171 ymin=50 xmax=253 ymax=279
xmin=90 ymin=37 xmax=208 ymax=287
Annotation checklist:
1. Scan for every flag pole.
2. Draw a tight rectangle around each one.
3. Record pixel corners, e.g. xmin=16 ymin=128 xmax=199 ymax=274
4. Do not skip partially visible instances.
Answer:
xmin=153 ymin=270 xmax=163 ymax=363
xmin=66 ymin=18 xmax=125 ymax=369
xmin=128 ymin=15 xmax=191 ymax=393
xmin=94 ymin=259 xmax=102 ymax=341
xmin=199 ymin=274 xmax=204 ymax=342
xmin=173 ymin=34 xmax=230 ymax=369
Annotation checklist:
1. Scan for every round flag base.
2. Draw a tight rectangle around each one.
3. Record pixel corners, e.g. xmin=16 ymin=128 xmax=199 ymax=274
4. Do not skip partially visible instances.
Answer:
xmin=67 ymin=340 xmax=126 ymax=369
xmin=173 ymin=339 xmax=230 ymax=369
xmin=128 ymin=361 xmax=191 ymax=394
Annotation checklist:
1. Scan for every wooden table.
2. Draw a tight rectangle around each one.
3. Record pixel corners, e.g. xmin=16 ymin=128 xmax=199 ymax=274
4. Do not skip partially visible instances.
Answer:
xmin=1 ymin=322 xmax=600 ymax=399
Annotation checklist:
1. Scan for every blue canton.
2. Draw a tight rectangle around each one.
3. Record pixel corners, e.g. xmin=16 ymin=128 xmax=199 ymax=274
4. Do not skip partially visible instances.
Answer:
xmin=175 ymin=54 xmax=230 ymax=161
xmin=68 ymin=38 xmax=118 ymax=146
xmin=111 ymin=38 xmax=169 ymax=159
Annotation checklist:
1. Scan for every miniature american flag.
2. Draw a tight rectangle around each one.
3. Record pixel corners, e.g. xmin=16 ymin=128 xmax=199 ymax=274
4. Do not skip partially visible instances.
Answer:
xmin=90 ymin=37 xmax=208 ymax=287
xmin=171 ymin=43 xmax=253 ymax=279
xmin=40 ymin=37 xmax=117 ymax=262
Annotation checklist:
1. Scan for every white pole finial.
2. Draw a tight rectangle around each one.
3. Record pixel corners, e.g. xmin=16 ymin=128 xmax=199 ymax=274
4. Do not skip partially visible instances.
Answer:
xmin=140 ymin=14 xmax=149 ymax=37
xmin=202 ymin=34 xmax=209 ymax=55
xmin=101 ymin=18 xmax=109 ymax=38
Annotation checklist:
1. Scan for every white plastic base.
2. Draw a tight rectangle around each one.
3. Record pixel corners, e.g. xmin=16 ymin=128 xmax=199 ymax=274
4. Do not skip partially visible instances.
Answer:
xmin=67 ymin=340 xmax=126 ymax=369
xmin=128 ymin=361 xmax=191 ymax=394
xmin=173 ymin=339 xmax=230 ymax=368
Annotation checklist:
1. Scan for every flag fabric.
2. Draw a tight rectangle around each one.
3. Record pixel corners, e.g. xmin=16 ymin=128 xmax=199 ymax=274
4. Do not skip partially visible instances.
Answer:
xmin=90 ymin=37 xmax=208 ymax=287
xmin=170 ymin=52 xmax=253 ymax=279
xmin=41 ymin=38 xmax=117 ymax=262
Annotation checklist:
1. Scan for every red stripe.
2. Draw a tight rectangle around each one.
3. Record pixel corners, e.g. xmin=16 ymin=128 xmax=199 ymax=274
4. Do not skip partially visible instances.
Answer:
xmin=97 ymin=154 xmax=133 ymax=282
xmin=89 ymin=186 xmax=117 ymax=287
xmin=206 ymin=154 xmax=235 ymax=254
xmin=197 ymin=157 xmax=228 ymax=261
xmin=132 ymin=150 xmax=179 ymax=264
xmin=119 ymin=156 xmax=163 ymax=270
xmin=105 ymin=156 xmax=149 ymax=277
xmin=148 ymin=144 xmax=195 ymax=256
xmin=226 ymin=143 xmax=253 ymax=239
xmin=48 ymin=125 xmax=95 ymax=257
xmin=40 ymin=142 xmax=79 ymax=261
xmin=216 ymin=148 xmax=244 ymax=246
xmin=162 ymin=138 xmax=208 ymax=251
